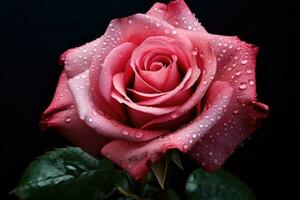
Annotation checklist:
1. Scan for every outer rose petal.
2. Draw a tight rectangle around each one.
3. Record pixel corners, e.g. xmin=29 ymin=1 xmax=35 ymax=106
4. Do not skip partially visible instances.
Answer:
xmin=147 ymin=0 xmax=206 ymax=33
xmin=188 ymin=35 xmax=269 ymax=171
xmin=67 ymin=69 xmax=169 ymax=142
xmin=101 ymin=81 xmax=233 ymax=179
xmin=40 ymin=71 xmax=109 ymax=156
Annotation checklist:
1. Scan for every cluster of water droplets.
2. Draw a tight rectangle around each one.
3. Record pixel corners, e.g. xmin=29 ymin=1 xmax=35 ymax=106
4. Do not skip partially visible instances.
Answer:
xmin=211 ymin=37 xmax=256 ymax=93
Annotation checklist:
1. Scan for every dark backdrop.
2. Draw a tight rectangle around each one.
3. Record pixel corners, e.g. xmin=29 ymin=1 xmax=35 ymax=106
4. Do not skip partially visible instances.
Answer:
xmin=1 ymin=0 xmax=291 ymax=199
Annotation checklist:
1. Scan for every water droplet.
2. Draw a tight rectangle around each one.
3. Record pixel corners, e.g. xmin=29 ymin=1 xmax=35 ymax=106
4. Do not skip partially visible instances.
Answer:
xmin=88 ymin=118 xmax=93 ymax=122
xmin=233 ymin=109 xmax=239 ymax=114
xmin=199 ymin=124 xmax=204 ymax=128
xmin=128 ymin=19 xmax=133 ymax=24
xmin=121 ymin=130 xmax=129 ymax=136
xmin=144 ymin=25 xmax=149 ymax=29
xmin=248 ymin=79 xmax=255 ymax=85
xmin=214 ymin=159 xmax=219 ymax=164
xmin=229 ymin=44 xmax=233 ymax=49
xmin=171 ymin=113 xmax=178 ymax=119
xmin=65 ymin=117 xmax=72 ymax=123
xmin=135 ymin=132 xmax=143 ymax=138
xmin=174 ymin=20 xmax=179 ymax=25
xmin=202 ymin=80 xmax=208 ymax=85
xmin=192 ymin=48 xmax=198 ymax=55
xmin=241 ymin=59 xmax=248 ymax=65
xmin=208 ymin=152 xmax=213 ymax=156
xmin=239 ymin=82 xmax=248 ymax=90
xmin=164 ymin=29 xmax=170 ymax=34
xmin=155 ymin=22 xmax=161 ymax=27
xmin=187 ymin=25 xmax=192 ymax=30
xmin=235 ymin=71 xmax=242 ymax=76
xmin=66 ymin=165 xmax=76 ymax=171
xmin=246 ymin=69 xmax=252 ymax=74
xmin=192 ymin=134 xmax=197 ymax=138
xmin=172 ymin=30 xmax=177 ymax=35
xmin=189 ymin=140 xmax=193 ymax=144
xmin=184 ymin=145 xmax=188 ymax=149
xmin=222 ymin=49 xmax=227 ymax=53
xmin=237 ymin=46 xmax=242 ymax=51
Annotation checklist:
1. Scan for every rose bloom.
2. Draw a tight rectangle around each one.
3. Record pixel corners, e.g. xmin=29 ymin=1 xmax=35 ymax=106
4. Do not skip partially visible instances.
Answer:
xmin=41 ymin=0 xmax=268 ymax=179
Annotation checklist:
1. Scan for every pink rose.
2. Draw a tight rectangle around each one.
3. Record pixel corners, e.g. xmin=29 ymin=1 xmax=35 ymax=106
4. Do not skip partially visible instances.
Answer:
xmin=41 ymin=0 xmax=268 ymax=179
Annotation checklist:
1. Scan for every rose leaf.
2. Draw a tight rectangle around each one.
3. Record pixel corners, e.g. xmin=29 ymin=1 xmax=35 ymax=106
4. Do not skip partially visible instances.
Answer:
xmin=12 ymin=147 xmax=116 ymax=200
xmin=186 ymin=167 xmax=256 ymax=200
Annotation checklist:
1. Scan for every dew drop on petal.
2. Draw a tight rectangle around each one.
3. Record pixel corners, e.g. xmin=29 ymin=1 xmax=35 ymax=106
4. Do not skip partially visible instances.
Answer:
xmin=241 ymin=60 xmax=248 ymax=65
xmin=233 ymin=109 xmax=239 ymax=114
xmin=248 ymin=79 xmax=255 ymax=85
xmin=246 ymin=69 xmax=253 ymax=74
xmin=192 ymin=47 xmax=198 ymax=55
xmin=135 ymin=132 xmax=143 ymax=138
xmin=128 ymin=19 xmax=133 ymax=24
xmin=239 ymin=82 xmax=248 ymax=90
xmin=65 ymin=117 xmax=72 ymax=123
xmin=121 ymin=130 xmax=129 ymax=136
xmin=235 ymin=71 xmax=242 ymax=76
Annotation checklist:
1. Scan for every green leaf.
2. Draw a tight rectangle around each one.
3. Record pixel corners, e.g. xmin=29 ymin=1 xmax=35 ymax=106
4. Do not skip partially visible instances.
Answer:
xmin=186 ymin=168 xmax=256 ymax=200
xmin=168 ymin=189 xmax=181 ymax=200
xmin=13 ymin=147 xmax=115 ymax=200
xmin=150 ymin=156 xmax=168 ymax=189
xmin=167 ymin=150 xmax=184 ymax=170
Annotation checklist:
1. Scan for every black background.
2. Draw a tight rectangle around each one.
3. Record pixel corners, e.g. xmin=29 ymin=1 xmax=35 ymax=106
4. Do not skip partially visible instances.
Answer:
xmin=1 ymin=0 xmax=291 ymax=199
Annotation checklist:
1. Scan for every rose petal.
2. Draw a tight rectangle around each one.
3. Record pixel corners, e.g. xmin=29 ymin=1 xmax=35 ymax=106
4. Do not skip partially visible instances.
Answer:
xmin=40 ymin=71 xmax=109 ymax=156
xmin=188 ymin=35 xmax=269 ymax=171
xmin=137 ymin=67 xmax=192 ymax=106
xmin=98 ymin=42 xmax=136 ymax=115
xmin=142 ymin=33 xmax=216 ymax=129
xmin=147 ymin=0 xmax=206 ymax=33
xmin=68 ymin=69 xmax=169 ymax=141
xmin=101 ymin=81 xmax=233 ymax=179
xmin=111 ymin=88 xmax=180 ymax=116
